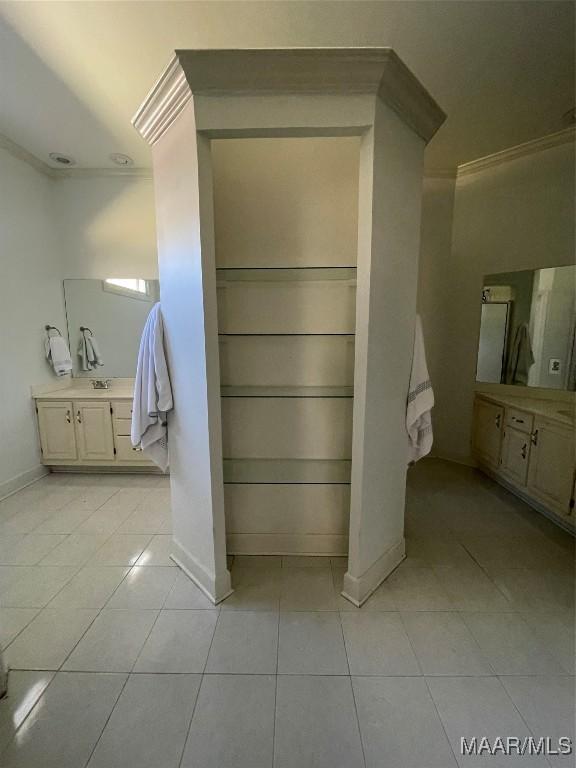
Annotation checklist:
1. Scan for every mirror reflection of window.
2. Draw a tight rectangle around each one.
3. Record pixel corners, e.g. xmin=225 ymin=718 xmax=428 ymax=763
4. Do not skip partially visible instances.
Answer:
xmin=476 ymin=265 xmax=576 ymax=392
xmin=103 ymin=278 xmax=151 ymax=300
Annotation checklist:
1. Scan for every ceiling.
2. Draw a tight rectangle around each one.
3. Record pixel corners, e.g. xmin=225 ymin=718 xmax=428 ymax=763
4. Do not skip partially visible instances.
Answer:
xmin=0 ymin=1 xmax=573 ymax=172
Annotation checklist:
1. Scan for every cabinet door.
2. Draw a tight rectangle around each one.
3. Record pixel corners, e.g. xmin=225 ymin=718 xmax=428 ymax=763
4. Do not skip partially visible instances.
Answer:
xmin=37 ymin=401 xmax=77 ymax=461
xmin=74 ymin=401 xmax=115 ymax=461
xmin=473 ymin=399 xmax=504 ymax=469
xmin=500 ymin=427 xmax=530 ymax=486
xmin=527 ymin=418 xmax=575 ymax=518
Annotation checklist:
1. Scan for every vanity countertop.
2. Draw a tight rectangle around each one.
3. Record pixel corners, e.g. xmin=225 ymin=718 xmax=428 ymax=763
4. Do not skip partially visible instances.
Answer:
xmin=476 ymin=392 xmax=574 ymax=427
xmin=33 ymin=385 xmax=135 ymax=401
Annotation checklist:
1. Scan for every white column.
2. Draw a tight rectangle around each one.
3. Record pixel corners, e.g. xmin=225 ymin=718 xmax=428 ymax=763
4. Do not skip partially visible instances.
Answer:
xmin=152 ymin=100 xmax=231 ymax=603
xmin=343 ymin=98 xmax=426 ymax=605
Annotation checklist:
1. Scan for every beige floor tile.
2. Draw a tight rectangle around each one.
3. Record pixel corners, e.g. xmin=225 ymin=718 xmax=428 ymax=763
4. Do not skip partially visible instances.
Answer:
xmin=134 ymin=609 xmax=218 ymax=673
xmin=274 ymin=676 xmax=364 ymax=768
xmin=206 ymin=611 xmax=278 ymax=673
xmin=461 ymin=612 xmax=566 ymax=675
xmin=106 ymin=565 xmax=178 ymax=609
xmin=5 ymin=608 xmax=98 ymax=670
xmin=89 ymin=534 xmax=152 ymax=566
xmin=63 ymin=609 xmax=159 ymax=672
xmin=0 ymin=671 xmax=126 ymax=768
xmin=340 ymin=611 xmax=420 ymax=675
xmin=135 ymin=534 xmax=176 ymax=566
xmin=48 ymin=566 xmax=130 ymax=609
xmin=181 ymin=674 xmax=275 ymax=768
xmin=278 ymin=611 xmax=348 ymax=674
xmin=87 ymin=673 xmax=201 ymax=768
xmin=353 ymin=676 xmax=458 ymax=768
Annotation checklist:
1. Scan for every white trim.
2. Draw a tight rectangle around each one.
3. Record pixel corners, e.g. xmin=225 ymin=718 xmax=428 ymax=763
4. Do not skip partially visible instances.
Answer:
xmin=132 ymin=55 xmax=191 ymax=146
xmin=0 ymin=465 xmax=48 ymax=502
xmin=133 ymin=48 xmax=445 ymax=146
xmin=53 ymin=167 xmax=153 ymax=180
xmin=170 ymin=536 xmax=233 ymax=604
xmin=341 ymin=537 xmax=405 ymax=606
xmin=457 ymin=126 xmax=575 ymax=178
xmin=0 ymin=132 xmax=58 ymax=177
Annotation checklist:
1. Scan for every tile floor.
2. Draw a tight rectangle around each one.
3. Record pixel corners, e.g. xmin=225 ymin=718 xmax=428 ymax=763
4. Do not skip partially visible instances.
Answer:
xmin=0 ymin=459 xmax=574 ymax=767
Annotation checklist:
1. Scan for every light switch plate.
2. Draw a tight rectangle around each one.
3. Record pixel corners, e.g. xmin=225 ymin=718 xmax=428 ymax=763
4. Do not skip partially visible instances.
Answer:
xmin=548 ymin=358 xmax=562 ymax=375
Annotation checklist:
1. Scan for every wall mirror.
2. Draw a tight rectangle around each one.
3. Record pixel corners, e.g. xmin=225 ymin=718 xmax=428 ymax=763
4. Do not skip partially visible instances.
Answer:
xmin=63 ymin=278 xmax=159 ymax=377
xmin=476 ymin=265 xmax=575 ymax=391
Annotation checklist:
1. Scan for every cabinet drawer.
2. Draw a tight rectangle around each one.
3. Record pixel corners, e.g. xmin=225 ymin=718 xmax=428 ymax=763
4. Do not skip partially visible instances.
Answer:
xmin=114 ymin=418 xmax=132 ymax=437
xmin=505 ymin=408 xmax=533 ymax=434
xmin=115 ymin=435 xmax=152 ymax=463
xmin=112 ymin=401 xmax=133 ymax=419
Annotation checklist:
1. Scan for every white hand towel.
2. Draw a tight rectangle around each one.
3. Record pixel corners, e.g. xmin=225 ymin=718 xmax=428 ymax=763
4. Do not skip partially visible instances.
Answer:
xmin=78 ymin=335 xmax=92 ymax=371
xmin=131 ymin=303 xmax=173 ymax=471
xmin=86 ymin=335 xmax=104 ymax=367
xmin=406 ymin=315 xmax=434 ymax=464
xmin=45 ymin=334 xmax=72 ymax=377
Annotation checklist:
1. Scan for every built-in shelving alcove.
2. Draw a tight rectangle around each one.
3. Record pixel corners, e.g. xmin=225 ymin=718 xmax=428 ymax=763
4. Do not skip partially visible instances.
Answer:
xmin=212 ymin=137 xmax=359 ymax=556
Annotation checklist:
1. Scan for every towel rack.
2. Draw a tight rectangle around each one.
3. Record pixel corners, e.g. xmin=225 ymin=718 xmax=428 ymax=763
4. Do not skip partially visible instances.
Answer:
xmin=45 ymin=325 xmax=62 ymax=336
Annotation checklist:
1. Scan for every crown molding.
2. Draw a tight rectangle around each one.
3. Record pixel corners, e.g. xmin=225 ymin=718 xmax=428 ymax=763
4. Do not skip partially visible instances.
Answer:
xmin=132 ymin=55 xmax=191 ymax=146
xmin=0 ymin=131 xmax=58 ymax=177
xmin=457 ymin=126 xmax=575 ymax=178
xmin=0 ymin=130 xmax=153 ymax=179
xmin=133 ymin=48 xmax=446 ymax=146
xmin=52 ymin=167 xmax=153 ymax=179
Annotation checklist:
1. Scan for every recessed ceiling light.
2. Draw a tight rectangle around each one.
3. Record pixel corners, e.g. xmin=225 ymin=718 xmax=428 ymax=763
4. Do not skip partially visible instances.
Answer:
xmin=49 ymin=152 xmax=75 ymax=166
xmin=110 ymin=153 xmax=134 ymax=167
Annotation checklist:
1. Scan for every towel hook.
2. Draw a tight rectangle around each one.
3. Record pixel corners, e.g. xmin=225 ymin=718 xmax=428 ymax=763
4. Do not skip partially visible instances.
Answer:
xmin=80 ymin=326 xmax=94 ymax=335
xmin=45 ymin=325 xmax=62 ymax=336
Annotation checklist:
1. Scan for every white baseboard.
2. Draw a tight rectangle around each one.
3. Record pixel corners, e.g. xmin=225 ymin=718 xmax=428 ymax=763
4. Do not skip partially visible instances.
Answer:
xmin=0 ymin=464 xmax=48 ymax=502
xmin=170 ymin=537 xmax=233 ymax=604
xmin=341 ymin=538 xmax=405 ymax=607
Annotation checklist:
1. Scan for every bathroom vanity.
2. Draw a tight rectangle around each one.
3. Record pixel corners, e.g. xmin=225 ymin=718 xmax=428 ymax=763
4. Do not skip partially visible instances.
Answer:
xmin=473 ymin=392 xmax=575 ymax=530
xmin=33 ymin=380 xmax=156 ymax=470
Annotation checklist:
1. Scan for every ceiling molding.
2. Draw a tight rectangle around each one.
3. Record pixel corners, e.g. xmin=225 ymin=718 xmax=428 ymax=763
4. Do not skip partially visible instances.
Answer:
xmin=132 ymin=55 xmax=191 ymax=146
xmin=133 ymin=48 xmax=446 ymax=146
xmin=0 ymin=131 xmax=58 ymax=177
xmin=52 ymin=167 xmax=153 ymax=180
xmin=457 ymin=126 xmax=575 ymax=178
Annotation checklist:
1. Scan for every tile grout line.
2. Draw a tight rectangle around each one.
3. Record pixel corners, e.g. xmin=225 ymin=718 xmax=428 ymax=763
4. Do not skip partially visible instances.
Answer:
xmin=176 ymin=601 xmax=222 ymax=768
xmin=334 ymin=562 xmax=368 ymax=768
xmin=271 ymin=595 xmax=281 ymax=767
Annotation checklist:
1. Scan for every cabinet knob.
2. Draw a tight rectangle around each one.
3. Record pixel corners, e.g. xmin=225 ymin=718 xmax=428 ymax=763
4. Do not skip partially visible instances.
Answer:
xmin=495 ymin=414 xmax=501 ymax=428
xmin=65 ymin=409 xmax=71 ymax=423
xmin=76 ymin=410 xmax=82 ymax=424
xmin=530 ymin=429 xmax=539 ymax=446
xmin=521 ymin=443 xmax=527 ymax=460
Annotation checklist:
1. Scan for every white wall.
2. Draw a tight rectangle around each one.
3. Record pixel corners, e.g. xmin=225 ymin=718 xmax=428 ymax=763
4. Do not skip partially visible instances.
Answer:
xmin=436 ymin=141 xmax=575 ymax=462
xmin=53 ymin=176 xmax=158 ymax=278
xmin=0 ymin=148 xmax=67 ymax=495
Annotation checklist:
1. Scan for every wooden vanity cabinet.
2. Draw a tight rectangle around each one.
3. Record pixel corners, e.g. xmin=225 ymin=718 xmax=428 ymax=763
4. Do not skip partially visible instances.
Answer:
xmin=472 ymin=399 xmax=504 ymax=469
xmin=473 ymin=394 xmax=575 ymax=529
xmin=74 ymin=401 xmax=115 ymax=461
xmin=36 ymin=401 xmax=77 ymax=462
xmin=527 ymin=417 xmax=575 ymax=518
xmin=35 ymin=397 xmax=155 ymax=470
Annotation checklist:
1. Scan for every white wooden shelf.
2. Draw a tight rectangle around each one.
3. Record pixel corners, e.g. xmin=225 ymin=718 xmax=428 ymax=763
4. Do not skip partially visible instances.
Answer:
xmin=223 ymin=458 xmax=352 ymax=484
xmin=220 ymin=386 xmax=353 ymax=398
